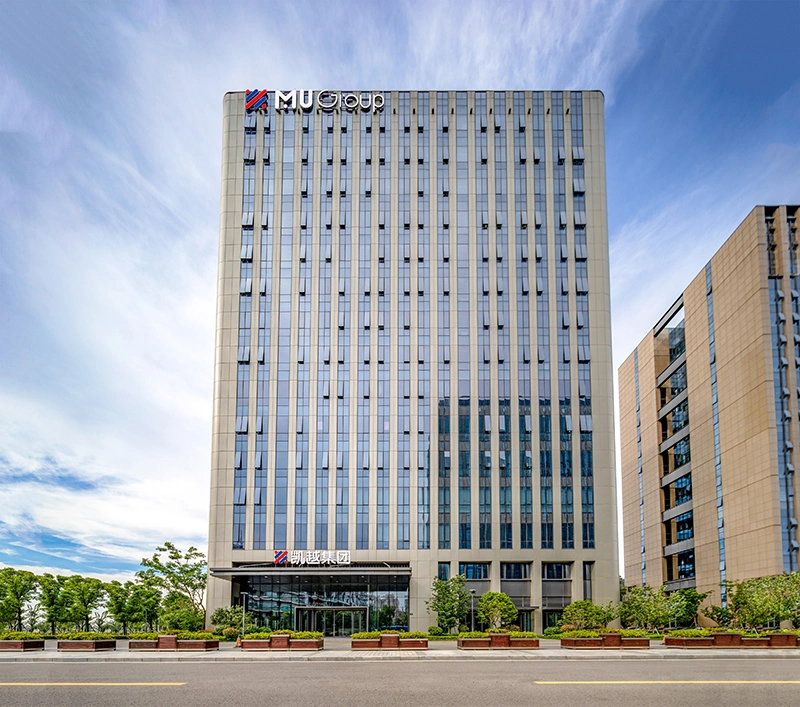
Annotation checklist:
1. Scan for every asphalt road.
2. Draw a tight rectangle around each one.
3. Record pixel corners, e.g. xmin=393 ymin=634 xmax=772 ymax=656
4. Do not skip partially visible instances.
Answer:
xmin=1 ymin=658 xmax=799 ymax=706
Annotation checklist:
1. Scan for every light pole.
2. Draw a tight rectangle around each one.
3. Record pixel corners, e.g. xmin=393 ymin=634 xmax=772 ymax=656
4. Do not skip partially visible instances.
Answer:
xmin=470 ymin=590 xmax=476 ymax=632
xmin=241 ymin=592 xmax=249 ymax=639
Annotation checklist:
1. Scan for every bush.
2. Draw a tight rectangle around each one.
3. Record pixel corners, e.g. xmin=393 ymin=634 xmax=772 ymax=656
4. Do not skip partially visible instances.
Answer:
xmin=560 ymin=630 xmax=601 ymax=638
xmin=56 ymin=632 xmax=114 ymax=641
xmin=560 ymin=599 xmax=616 ymax=629
xmin=457 ymin=631 xmax=489 ymax=638
xmin=174 ymin=631 xmax=215 ymax=640
xmin=399 ymin=631 xmax=427 ymax=639
xmin=242 ymin=632 xmax=272 ymax=639
xmin=0 ymin=631 xmax=45 ymax=640
xmin=487 ymin=627 xmax=510 ymax=633
xmin=509 ymin=631 xmax=539 ymax=638
xmin=458 ymin=624 xmax=469 ymax=633
xmin=221 ymin=627 xmax=240 ymax=641
xmin=291 ymin=631 xmax=323 ymax=639
xmin=666 ymin=629 xmax=710 ymax=638
xmin=542 ymin=626 xmax=562 ymax=637
xmin=380 ymin=629 xmax=400 ymax=634
xmin=476 ymin=592 xmax=518 ymax=629
xmin=427 ymin=626 xmax=443 ymax=636
xmin=351 ymin=631 xmax=380 ymax=639
xmin=127 ymin=633 xmax=158 ymax=640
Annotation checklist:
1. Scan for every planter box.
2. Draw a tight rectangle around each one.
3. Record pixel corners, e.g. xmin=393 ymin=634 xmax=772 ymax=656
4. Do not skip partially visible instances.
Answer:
xmin=458 ymin=637 xmax=491 ymax=649
xmin=128 ymin=640 xmax=158 ymax=650
xmin=664 ymin=636 xmax=714 ymax=648
xmin=620 ymin=637 xmax=650 ymax=649
xmin=561 ymin=637 xmax=603 ymax=649
xmin=351 ymin=638 xmax=381 ymax=650
xmin=157 ymin=635 xmax=178 ymax=650
xmin=489 ymin=633 xmax=510 ymax=648
xmin=509 ymin=637 xmax=540 ymax=649
xmin=379 ymin=634 xmax=400 ymax=649
xmin=712 ymin=633 xmax=742 ymax=648
xmin=241 ymin=639 xmax=272 ymax=651
xmin=0 ymin=640 xmax=45 ymax=651
xmin=176 ymin=639 xmax=219 ymax=651
xmin=741 ymin=637 xmax=770 ymax=648
xmin=57 ymin=640 xmax=117 ymax=652
xmin=768 ymin=633 xmax=798 ymax=648
xmin=398 ymin=638 xmax=428 ymax=649
xmin=289 ymin=638 xmax=324 ymax=651
xmin=601 ymin=633 xmax=622 ymax=648
xmin=270 ymin=634 xmax=291 ymax=650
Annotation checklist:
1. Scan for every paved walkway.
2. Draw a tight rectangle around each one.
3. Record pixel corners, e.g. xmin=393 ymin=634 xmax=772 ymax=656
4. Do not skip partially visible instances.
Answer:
xmin=2 ymin=639 xmax=800 ymax=662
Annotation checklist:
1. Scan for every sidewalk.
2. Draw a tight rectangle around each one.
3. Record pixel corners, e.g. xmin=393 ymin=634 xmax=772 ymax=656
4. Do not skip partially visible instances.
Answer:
xmin=2 ymin=639 xmax=800 ymax=662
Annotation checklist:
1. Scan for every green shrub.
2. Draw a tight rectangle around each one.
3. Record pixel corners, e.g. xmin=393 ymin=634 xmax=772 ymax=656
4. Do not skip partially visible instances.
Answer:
xmin=175 ymin=631 xmax=215 ymax=640
xmin=560 ymin=630 xmax=601 ymax=638
xmin=487 ymin=627 xmax=510 ymax=634
xmin=427 ymin=626 xmax=443 ymax=636
xmin=291 ymin=631 xmax=323 ymax=639
xmin=56 ymin=632 xmax=114 ymax=641
xmin=560 ymin=599 xmax=616 ymax=629
xmin=509 ymin=631 xmax=539 ymax=638
xmin=351 ymin=631 xmax=381 ymax=639
xmin=542 ymin=626 xmax=562 ymax=637
xmin=619 ymin=629 xmax=651 ymax=638
xmin=242 ymin=632 xmax=272 ymax=639
xmin=399 ymin=631 xmax=427 ymax=639
xmin=457 ymin=631 xmax=489 ymax=638
xmin=666 ymin=629 xmax=710 ymax=638
xmin=127 ymin=633 xmax=158 ymax=640
xmin=220 ymin=627 xmax=240 ymax=641
xmin=380 ymin=629 xmax=400 ymax=634
xmin=271 ymin=630 xmax=292 ymax=635
xmin=0 ymin=631 xmax=45 ymax=640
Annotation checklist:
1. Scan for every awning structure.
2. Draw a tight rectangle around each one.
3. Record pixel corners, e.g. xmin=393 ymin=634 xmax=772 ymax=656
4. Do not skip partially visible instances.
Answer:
xmin=210 ymin=563 xmax=412 ymax=578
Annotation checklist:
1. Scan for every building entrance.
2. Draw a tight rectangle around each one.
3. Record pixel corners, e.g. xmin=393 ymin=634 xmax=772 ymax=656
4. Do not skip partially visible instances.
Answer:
xmin=295 ymin=607 xmax=368 ymax=636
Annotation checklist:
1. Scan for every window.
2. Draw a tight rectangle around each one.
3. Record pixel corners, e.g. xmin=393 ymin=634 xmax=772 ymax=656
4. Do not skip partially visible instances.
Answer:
xmin=458 ymin=562 xmax=490 ymax=580
xmin=438 ymin=562 xmax=450 ymax=580
xmin=500 ymin=563 xmax=530 ymax=579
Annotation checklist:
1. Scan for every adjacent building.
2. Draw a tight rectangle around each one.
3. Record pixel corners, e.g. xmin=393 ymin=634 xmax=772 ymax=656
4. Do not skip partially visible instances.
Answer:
xmin=207 ymin=90 xmax=619 ymax=633
xmin=620 ymin=206 xmax=800 ymax=603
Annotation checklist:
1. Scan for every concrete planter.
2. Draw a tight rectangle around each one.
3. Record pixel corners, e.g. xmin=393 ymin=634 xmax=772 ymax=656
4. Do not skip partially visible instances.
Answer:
xmin=241 ymin=639 xmax=272 ymax=651
xmin=379 ymin=634 xmax=400 ymax=648
xmin=768 ymin=633 xmax=798 ymax=648
xmin=489 ymin=633 xmax=510 ymax=648
xmin=270 ymin=634 xmax=291 ymax=650
xmin=712 ymin=633 xmax=742 ymax=648
xmin=57 ymin=640 xmax=117 ymax=652
xmin=289 ymin=638 xmax=324 ymax=651
xmin=508 ymin=637 xmax=540 ymax=649
xmin=560 ymin=637 xmax=603 ymax=649
xmin=0 ymin=639 xmax=45 ymax=651
xmin=176 ymin=639 xmax=219 ymax=651
xmin=398 ymin=638 xmax=428 ymax=649
xmin=664 ymin=636 xmax=714 ymax=648
xmin=457 ymin=637 xmax=491 ymax=649
xmin=128 ymin=640 xmax=158 ymax=650
xmin=351 ymin=638 xmax=381 ymax=650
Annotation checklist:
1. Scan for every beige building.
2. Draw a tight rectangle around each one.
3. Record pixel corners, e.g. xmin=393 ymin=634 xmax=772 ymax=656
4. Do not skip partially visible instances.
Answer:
xmin=620 ymin=206 xmax=800 ymax=604
xmin=208 ymin=90 xmax=619 ymax=634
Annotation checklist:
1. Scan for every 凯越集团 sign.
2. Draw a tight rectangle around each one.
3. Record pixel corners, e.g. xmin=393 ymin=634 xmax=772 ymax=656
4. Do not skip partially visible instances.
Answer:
xmin=246 ymin=89 xmax=384 ymax=113
xmin=273 ymin=550 xmax=351 ymax=566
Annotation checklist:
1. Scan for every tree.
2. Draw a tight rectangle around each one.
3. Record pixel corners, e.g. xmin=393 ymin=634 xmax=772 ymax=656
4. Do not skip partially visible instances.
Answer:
xmin=426 ymin=574 xmax=471 ymax=633
xmin=38 ymin=574 xmax=71 ymax=634
xmin=0 ymin=568 xmax=39 ymax=631
xmin=210 ymin=605 xmax=257 ymax=634
xmin=63 ymin=575 xmax=105 ymax=631
xmin=159 ymin=592 xmax=204 ymax=631
xmin=139 ymin=543 xmax=207 ymax=620
xmin=618 ymin=585 xmax=670 ymax=631
xmin=476 ymin=591 xmax=518 ymax=629
xmin=560 ymin=599 xmax=616 ymax=629
xmin=106 ymin=579 xmax=161 ymax=635
xmin=666 ymin=588 xmax=711 ymax=627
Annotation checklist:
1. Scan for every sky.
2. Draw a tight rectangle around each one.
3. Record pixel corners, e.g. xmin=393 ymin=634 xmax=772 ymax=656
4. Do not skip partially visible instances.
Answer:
xmin=0 ymin=0 xmax=798 ymax=581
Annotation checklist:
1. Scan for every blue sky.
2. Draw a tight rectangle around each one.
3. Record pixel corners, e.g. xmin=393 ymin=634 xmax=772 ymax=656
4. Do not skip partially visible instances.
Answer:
xmin=1 ymin=0 xmax=798 ymax=579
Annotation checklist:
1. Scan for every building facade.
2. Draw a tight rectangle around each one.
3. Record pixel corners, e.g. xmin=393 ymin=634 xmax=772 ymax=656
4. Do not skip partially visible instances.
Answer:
xmin=208 ymin=90 xmax=618 ymax=634
xmin=620 ymin=206 xmax=800 ymax=604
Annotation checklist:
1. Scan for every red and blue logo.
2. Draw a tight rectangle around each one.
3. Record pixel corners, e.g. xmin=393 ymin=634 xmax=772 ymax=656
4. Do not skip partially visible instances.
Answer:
xmin=273 ymin=550 xmax=288 ymax=565
xmin=246 ymin=89 xmax=268 ymax=112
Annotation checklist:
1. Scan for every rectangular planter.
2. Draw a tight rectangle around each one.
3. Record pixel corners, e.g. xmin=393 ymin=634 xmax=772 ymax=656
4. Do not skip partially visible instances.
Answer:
xmin=351 ymin=638 xmax=381 ymax=650
xmin=270 ymin=634 xmax=291 ymax=650
xmin=398 ymin=638 xmax=428 ymax=649
xmin=0 ymin=640 xmax=45 ymax=651
xmin=457 ymin=637 xmax=491 ymax=649
xmin=57 ymin=640 xmax=117 ymax=652
xmin=241 ymin=639 xmax=272 ymax=651
xmin=601 ymin=633 xmax=622 ymax=648
xmin=561 ymin=637 xmax=604 ymax=649
xmin=157 ymin=635 xmax=178 ymax=650
xmin=176 ymin=639 xmax=219 ymax=651
xmin=289 ymin=638 xmax=324 ymax=651
xmin=128 ymin=640 xmax=158 ymax=650
xmin=379 ymin=634 xmax=400 ymax=649
xmin=620 ymin=637 xmax=650 ymax=649
xmin=741 ymin=637 xmax=770 ymax=648
xmin=768 ymin=633 xmax=798 ymax=648
xmin=509 ymin=637 xmax=540 ymax=649
xmin=712 ymin=633 xmax=742 ymax=648
xmin=664 ymin=636 xmax=714 ymax=648
xmin=489 ymin=634 xmax=510 ymax=648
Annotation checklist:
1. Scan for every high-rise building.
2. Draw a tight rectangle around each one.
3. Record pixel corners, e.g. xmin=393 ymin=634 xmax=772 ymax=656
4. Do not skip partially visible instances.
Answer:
xmin=620 ymin=205 xmax=800 ymax=603
xmin=207 ymin=90 xmax=618 ymax=633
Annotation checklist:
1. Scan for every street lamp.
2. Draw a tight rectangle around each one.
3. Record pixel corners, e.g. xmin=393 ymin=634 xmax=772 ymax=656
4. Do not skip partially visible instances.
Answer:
xmin=241 ymin=592 xmax=249 ymax=640
xmin=470 ymin=590 xmax=476 ymax=632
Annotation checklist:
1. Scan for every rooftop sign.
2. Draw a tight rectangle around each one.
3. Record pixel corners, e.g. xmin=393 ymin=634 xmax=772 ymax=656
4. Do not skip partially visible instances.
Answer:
xmin=273 ymin=550 xmax=351 ymax=566
xmin=246 ymin=90 xmax=384 ymax=114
